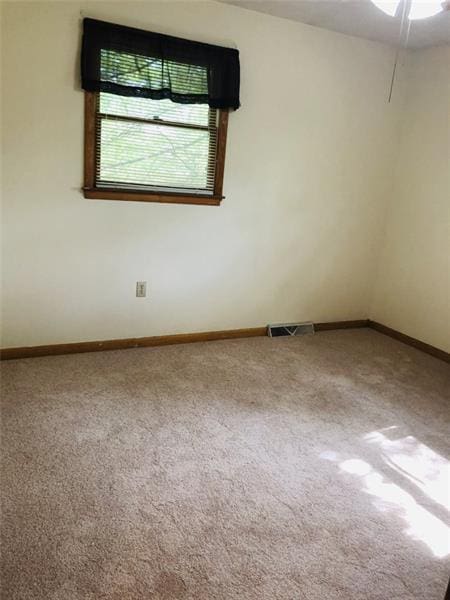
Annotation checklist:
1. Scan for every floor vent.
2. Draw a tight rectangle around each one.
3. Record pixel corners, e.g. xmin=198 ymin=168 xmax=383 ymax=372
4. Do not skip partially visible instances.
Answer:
xmin=268 ymin=322 xmax=315 ymax=337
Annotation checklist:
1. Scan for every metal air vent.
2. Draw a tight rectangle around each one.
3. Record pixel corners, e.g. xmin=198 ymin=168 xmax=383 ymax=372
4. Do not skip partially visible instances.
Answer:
xmin=268 ymin=322 xmax=315 ymax=337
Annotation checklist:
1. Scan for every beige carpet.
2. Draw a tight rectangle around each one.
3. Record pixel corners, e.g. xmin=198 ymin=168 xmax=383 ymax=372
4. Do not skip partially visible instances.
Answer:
xmin=1 ymin=329 xmax=449 ymax=600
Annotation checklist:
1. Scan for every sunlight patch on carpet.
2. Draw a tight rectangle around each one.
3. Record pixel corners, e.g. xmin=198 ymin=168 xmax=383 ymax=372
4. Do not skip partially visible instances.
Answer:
xmin=321 ymin=428 xmax=450 ymax=559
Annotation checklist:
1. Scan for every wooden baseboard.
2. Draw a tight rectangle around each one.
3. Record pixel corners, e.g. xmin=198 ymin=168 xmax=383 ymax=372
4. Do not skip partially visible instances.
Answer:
xmin=0 ymin=327 xmax=268 ymax=361
xmin=2 ymin=319 xmax=446 ymax=362
xmin=314 ymin=319 xmax=369 ymax=331
xmin=368 ymin=320 xmax=449 ymax=363
xmin=0 ymin=320 xmax=367 ymax=360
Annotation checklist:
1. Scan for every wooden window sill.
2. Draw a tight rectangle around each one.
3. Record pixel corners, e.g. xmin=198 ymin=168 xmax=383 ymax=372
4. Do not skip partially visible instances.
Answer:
xmin=83 ymin=187 xmax=223 ymax=206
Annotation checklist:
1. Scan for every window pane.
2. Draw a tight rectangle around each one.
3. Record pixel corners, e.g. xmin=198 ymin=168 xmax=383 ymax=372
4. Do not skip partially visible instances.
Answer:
xmin=100 ymin=92 xmax=210 ymax=127
xmin=98 ymin=119 xmax=213 ymax=190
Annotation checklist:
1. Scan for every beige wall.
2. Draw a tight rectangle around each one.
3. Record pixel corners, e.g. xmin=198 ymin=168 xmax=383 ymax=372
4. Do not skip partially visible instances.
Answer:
xmin=1 ymin=1 xmax=403 ymax=347
xmin=370 ymin=46 xmax=450 ymax=353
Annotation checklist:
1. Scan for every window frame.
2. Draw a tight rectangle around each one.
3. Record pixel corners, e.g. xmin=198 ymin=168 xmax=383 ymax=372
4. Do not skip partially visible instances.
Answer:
xmin=83 ymin=91 xmax=229 ymax=206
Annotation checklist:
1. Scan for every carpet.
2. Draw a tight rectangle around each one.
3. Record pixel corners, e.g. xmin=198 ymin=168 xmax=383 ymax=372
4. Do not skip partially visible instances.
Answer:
xmin=1 ymin=329 xmax=449 ymax=599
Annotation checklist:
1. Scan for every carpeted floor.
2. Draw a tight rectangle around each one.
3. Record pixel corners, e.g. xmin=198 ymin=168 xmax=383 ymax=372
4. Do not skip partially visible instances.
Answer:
xmin=1 ymin=329 xmax=449 ymax=600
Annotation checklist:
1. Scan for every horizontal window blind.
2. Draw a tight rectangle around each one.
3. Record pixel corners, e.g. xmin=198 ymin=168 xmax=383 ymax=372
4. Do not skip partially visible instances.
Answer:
xmin=100 ymin=49 xmax=209 ymax=101
xmin=95 ymin=92 xmax=218 ymax=194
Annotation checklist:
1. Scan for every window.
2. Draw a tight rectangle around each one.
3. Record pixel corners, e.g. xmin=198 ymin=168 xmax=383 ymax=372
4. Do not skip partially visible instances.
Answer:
xmin=84 ymin=92 xmax=228 ymax=206
xmin=81 ymin=19 xmax=239 ymax=206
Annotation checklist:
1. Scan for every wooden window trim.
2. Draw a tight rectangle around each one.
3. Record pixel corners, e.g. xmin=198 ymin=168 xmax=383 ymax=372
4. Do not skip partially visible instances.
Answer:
xmin=83 ymin=91 xmax=229 ymax=206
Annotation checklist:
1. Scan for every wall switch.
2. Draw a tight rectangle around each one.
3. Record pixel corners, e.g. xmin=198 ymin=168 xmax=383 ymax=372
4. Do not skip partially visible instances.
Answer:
xmin=136 ymin=281 xmax=147 ymax=297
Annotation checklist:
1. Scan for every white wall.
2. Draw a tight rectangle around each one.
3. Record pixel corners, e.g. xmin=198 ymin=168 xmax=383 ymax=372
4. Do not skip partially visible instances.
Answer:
xmin=1 ymin=1 xmax=402 ymax=347
xmin=370 ymin=46 xmax=450 ymax=353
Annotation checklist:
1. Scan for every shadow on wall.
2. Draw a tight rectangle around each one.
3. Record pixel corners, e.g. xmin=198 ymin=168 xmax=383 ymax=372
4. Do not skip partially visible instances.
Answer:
xmin=321 ymin=425 xmax=450 ymax=559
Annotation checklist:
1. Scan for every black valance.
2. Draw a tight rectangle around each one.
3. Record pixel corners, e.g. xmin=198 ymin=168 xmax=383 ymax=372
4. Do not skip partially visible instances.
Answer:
xmin=81 ymin=18 xmax=240 ymax=110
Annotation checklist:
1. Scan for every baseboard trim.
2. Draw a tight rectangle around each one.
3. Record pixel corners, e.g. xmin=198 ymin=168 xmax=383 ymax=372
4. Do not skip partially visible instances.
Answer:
xmin=367 ymin=320 xmax=449 ymax=363
xmin=314 ymin=319 xmax=369 ymax=331
xmin=0 ymin=328 xmax=268 ymax=360
xmin=0 ymin=320 xmax=366 ymax=360
xmin=2 ymin=319 xmax=447 ymax=362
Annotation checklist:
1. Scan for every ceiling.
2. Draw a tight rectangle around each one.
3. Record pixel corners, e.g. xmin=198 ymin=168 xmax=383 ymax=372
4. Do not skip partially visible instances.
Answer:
xmin=218 ymin=0 xmax=450 ymax=48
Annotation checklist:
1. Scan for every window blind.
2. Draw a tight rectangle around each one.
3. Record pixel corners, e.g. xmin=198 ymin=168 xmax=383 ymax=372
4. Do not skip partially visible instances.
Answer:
xmin=95 ymin=93 xmax=218 ymax=194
